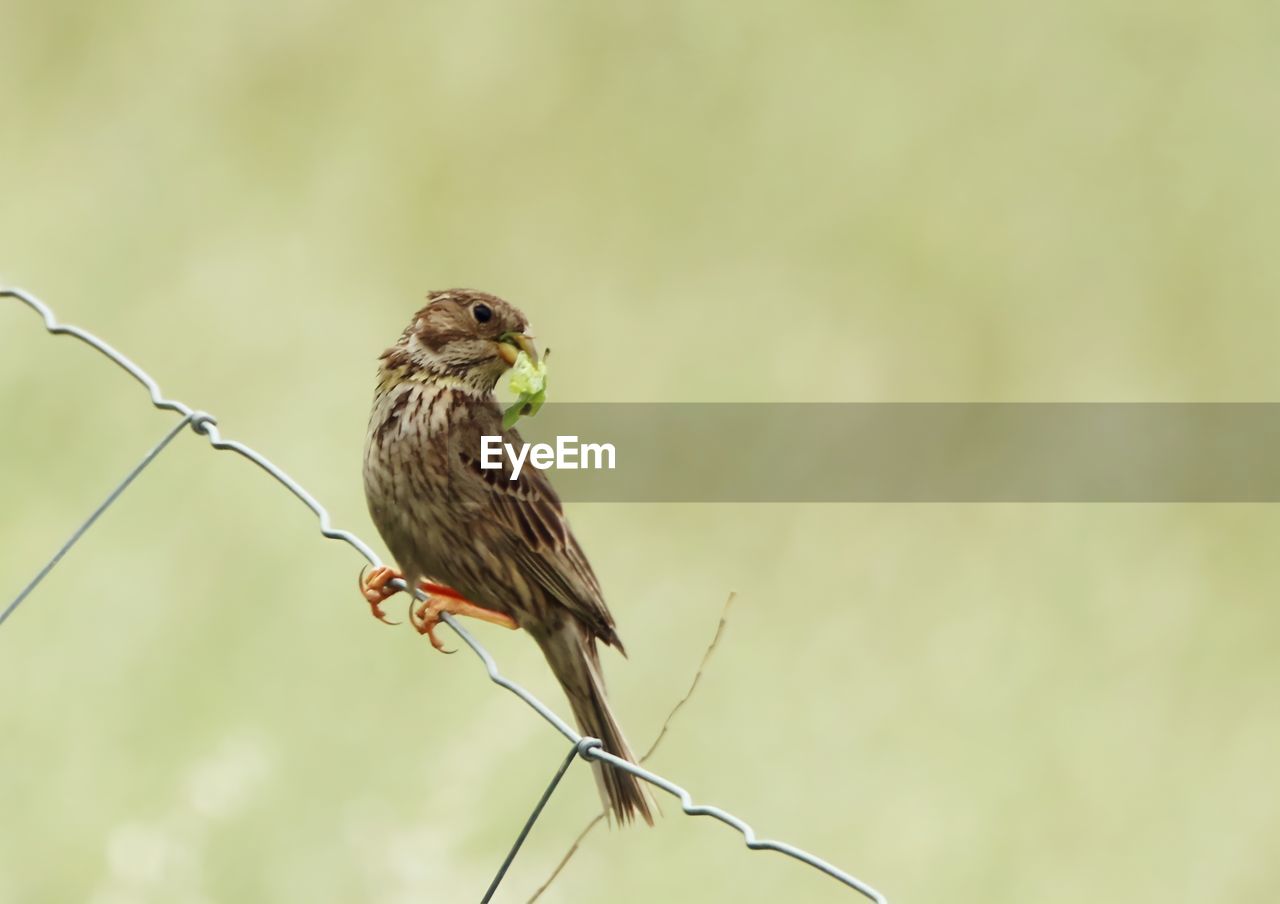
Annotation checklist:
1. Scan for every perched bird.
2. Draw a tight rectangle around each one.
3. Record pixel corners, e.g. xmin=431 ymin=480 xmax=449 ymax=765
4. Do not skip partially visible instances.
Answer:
xmin=361 ymin=289 xmax=655 ymax=825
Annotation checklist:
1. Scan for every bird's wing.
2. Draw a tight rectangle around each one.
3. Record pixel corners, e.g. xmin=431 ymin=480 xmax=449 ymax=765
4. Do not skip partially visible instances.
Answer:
xmin=452 ymin=407 xmax=620 ymax=646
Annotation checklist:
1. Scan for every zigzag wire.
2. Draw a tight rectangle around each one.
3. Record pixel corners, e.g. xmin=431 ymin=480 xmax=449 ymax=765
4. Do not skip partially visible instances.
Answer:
xmin=2 ymin=286 xmax=887 ymax=902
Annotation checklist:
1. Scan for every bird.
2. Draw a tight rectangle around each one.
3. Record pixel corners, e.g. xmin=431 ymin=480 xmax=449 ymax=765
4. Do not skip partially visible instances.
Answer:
xmin=360 ymin=288 xmax=655 ymax=826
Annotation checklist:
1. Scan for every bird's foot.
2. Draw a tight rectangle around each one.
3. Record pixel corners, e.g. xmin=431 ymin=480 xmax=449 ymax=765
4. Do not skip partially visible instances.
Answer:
xmin=360 ymin=567 xmax=518 ymax=647
xmin=410 ymin=585 xmax=519 ymax=654
xmin=359 ymin=565 xmax=403 ymax=624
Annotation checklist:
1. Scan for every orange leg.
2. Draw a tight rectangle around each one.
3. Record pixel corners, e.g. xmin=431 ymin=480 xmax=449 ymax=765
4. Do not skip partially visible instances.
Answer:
xmin=359 ymin=566 xmax=518 ymax=651
xmin=410 ymin=592 xmax=518 ymax=652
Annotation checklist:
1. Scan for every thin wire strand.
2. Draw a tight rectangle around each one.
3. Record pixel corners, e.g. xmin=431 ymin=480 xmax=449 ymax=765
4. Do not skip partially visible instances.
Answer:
xmin=482 ymin=739 xmax=593 ymax=904
xmin=1 ymin=413 xmax=195 ymax=627
xmin=1 ymin=286 xmax=888 ymax=903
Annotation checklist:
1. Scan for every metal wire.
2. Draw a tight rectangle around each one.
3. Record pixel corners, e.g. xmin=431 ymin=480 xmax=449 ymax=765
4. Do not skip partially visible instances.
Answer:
xmin=482 ymin=738 xmax=595 ymax=903
xmin=0 ymin=412 xmax=195 ymax=627
xmin=2 ymin=285 xmax=888 ymax=903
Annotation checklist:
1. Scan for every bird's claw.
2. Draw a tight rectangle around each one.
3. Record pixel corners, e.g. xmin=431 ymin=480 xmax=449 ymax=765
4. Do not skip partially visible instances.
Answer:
xmin=410 ymin=597 xmax=455 ymax=654
xmin=359 ymin=565 xmax=402 ymax=625
xmin=358 ymin=566 xmax=516 ymax=651
xmin=368 ymin=599 xmax=397 ymax=625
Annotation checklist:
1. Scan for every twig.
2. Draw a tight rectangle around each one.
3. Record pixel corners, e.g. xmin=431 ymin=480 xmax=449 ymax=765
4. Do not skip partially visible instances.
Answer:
xmin=640 ymin=591 xmax=735 ymax=762
xmin=526 ymin=592 xmax=736 ymax=903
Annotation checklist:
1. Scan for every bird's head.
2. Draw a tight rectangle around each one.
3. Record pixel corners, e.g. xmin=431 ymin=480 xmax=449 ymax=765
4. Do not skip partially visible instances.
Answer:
xmin=381 ymin=289 xmax=538 ymax=394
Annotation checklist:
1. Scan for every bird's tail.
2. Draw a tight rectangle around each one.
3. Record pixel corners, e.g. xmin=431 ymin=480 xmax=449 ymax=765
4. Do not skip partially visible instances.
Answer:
xmin=537 ymin=623 xmax=656 ymax=826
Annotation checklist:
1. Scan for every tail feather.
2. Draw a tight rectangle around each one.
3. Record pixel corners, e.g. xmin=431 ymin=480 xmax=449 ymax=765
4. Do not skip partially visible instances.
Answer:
xmin=538 ymin=624 xmax=656 ymax=826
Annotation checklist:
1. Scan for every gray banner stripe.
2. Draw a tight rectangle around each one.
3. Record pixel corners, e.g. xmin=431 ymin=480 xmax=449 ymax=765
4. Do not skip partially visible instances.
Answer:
xmin=461 ymin=404 xmax=1280 ymax=502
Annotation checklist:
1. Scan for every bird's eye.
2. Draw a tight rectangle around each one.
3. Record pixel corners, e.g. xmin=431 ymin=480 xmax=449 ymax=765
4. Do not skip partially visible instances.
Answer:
xmin=473 ymin=303 xmax=493 ymax=323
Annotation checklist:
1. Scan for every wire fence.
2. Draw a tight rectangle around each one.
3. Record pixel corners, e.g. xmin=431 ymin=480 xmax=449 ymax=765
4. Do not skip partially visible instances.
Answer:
xmin=1 ymin=285 xmax=888 ymax=903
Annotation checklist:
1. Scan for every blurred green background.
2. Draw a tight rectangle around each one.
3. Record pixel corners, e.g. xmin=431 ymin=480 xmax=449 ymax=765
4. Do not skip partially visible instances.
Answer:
xmin=3 ymin=2 xmax=1279 ymax=902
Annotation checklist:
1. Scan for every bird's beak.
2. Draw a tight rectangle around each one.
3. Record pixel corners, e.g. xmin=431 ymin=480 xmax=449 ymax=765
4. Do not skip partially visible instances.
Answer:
xmin=496 ymin=332 xmax=537 ymax=367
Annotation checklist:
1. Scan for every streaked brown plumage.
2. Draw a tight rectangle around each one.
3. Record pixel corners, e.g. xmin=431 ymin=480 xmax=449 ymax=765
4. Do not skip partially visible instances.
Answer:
xmin=362 ymin=289 xmax=655 ymax=826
